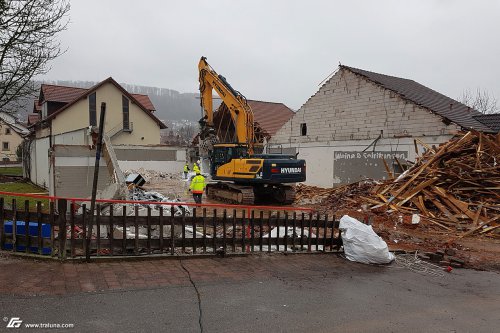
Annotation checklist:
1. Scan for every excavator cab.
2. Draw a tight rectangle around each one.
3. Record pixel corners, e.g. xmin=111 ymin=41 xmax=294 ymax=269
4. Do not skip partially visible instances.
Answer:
xmin=210 ymin=144 xmax=249 ymax=174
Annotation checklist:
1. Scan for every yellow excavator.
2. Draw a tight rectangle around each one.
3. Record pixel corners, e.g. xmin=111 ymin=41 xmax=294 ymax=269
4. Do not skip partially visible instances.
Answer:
xmin=198 ymin=56 xmax=306 ymax=205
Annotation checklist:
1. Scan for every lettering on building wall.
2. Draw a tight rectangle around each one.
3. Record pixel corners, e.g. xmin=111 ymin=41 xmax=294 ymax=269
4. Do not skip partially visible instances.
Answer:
xmin=333 ymin=150 xmax=408 ymax=185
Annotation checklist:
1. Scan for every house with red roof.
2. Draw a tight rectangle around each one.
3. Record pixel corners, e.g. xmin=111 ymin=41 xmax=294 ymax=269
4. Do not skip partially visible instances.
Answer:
xmin=30 ymin=77 xmax=166 ymax=145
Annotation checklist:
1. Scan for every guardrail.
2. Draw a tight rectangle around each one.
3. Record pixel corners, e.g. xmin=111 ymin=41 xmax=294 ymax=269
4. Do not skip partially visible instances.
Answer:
xmin=0 ymin=192 xmax=341 ymax=260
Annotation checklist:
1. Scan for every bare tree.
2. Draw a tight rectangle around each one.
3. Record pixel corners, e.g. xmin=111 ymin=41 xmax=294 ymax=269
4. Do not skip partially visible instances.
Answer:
xmin=0 ymin=0 xmax=70 ymax=113
xmin=460 ymin=88 xmax=499 ymax=114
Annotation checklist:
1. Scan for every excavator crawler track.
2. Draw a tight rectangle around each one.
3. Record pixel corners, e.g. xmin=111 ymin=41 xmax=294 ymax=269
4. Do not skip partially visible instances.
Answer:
xmin=207 ymin=183 xmax=297 ymax=205
xmin=206 ymin=182 xmax=255 ymax=205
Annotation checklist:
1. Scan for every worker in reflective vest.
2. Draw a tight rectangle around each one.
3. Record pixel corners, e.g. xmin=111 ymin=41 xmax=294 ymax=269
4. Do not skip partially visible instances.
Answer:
xmin=189 ymin=170 xmax=206 ymax=204
xmin=193 ymin=162 xmax=200 ymax=174
xmin=183 ymin=163 xmax=190 ymax=179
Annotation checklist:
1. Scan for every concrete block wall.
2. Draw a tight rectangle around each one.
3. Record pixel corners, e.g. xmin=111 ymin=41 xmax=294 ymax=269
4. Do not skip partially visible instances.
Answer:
xmin=271 ymin=68 xmax=461 ymax=145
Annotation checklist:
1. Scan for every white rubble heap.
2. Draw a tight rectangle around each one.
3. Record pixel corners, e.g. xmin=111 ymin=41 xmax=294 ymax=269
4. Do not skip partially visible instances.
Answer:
xmin=92 ymin=170 xmax=193 ymax=242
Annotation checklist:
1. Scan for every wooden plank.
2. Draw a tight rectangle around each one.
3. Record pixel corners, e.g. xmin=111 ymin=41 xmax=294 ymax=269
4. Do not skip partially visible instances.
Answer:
xmin=267 ymin=213 xmax=272 ymax=253
xmin=96 ymin=204 xmax=101 ymax=256
xmin=57 ymin=199 xmax=67 ymax=259
xmin=259 ymin=211 xmax=264 ymax=252
xmin=134 ymin=206 xmax=139 ymax=254
xmin=232 ymin=209 xmax=236 ymax=253
xmin=307 ymin=213 xmax=313 ymax=252
xmin=275 ymin=212 xmax=280 ymax=251
xmin=283 ymin=212 xmax=288 ymax=252
xmin=389 ymin=132 xmax=472 ymax=200
xmin=457 ymin=215 xmax=500 ymax=238
xmin=423 ymin=217 xmax=452 ymax=231
xmin=122 ymin=206 xmax=127 ymax=255
xmin=0 ymin=197 xmax=4 ymax=250
xmin=330 ymin=215 xmax=336 ymax=251
xmin=291 ymin=212 xmax=296 ymax=252
xmin=222 ymin=209 xmax=227 ymax=252
xmin=159 ymin=206 xmax=164 ymax=253
xmin=81 ymin=204 xmax=87 ymax=255
xmin=181 ymin=208 xmax=186 ymax=253
xmin=397 ymin=177 xmax=439 ymax=206
xmin=241 ymin=210 xmax=245 ymax=252
xmin=109 ymin=205 xmax=114 ymax=256
xmin=250 ymin=210 xmax=255 ymax=252
xmin=432 ymin=186 xmax=487 ymax=223
xmin=49 ymin=202 xmax=55 ymax=257
xmin=382 ymin=158 xmax=394 ymax=179
xmin=69 ymin=202 xmax=75 ymax=257
xmin=429 ymin=197 xmax=460 ymax=223
xmin=213 ymin=209 xmax=217 ymax=253
xmin=170 ymin=206 xmax=175 ymax=255
xmin=479 ymin=223 xmax=500 ymax=234
xmin=300 ymin=213 xmax=305 ymax=251
xmin=323 ymin=215 xmax=328 ymax=253
xmin=191 ymin=208 xmax=196 ymax=254
xmin=202 ymin=208 xmax=207 ymax=254
xmin=24 ymin=200 xmax=30 ymax=254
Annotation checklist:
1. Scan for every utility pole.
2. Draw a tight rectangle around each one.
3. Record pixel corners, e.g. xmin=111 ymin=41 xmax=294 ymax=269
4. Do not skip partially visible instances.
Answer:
xmin=86 ymin=102 xmax=106 ymax=261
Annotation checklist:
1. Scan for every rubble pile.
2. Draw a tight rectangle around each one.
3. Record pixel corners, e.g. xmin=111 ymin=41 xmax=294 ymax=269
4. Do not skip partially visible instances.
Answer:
xmin=367 ymin=131 xmax=500 ymax=238
xmin=123 ymin=168 xmax=180 ymax=183
xmin=127 ymin=186 xmax=191 ymax=217
xmin=295 ymin=181 xmax=377 ymax=211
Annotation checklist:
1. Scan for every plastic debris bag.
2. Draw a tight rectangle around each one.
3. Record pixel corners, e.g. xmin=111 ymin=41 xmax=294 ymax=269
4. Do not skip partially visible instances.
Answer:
xmin=339 ymin=215 xmax=394 ymax=264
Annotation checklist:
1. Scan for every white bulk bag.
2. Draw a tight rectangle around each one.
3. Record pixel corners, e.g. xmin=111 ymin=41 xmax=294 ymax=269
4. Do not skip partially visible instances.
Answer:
xmin=339 ymin=215 xmax=394 ymax=264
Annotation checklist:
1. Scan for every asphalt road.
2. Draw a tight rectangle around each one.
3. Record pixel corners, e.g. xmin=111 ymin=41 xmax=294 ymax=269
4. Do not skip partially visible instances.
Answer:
xmin=1 ymin=254 xmax=499 ymax=333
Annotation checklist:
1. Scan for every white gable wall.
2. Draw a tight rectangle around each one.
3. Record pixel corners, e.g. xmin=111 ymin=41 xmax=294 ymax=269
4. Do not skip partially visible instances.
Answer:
xmin=270 ymin=68 xmax=460 ymax=186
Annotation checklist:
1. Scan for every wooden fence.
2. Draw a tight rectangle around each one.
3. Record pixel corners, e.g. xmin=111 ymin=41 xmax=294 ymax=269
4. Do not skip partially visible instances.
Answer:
xmin=0 ymin=198 xmax=342 ymax=259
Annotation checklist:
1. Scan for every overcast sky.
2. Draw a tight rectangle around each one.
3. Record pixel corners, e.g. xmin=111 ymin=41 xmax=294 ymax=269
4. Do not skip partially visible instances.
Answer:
xmin=42 ymin=0 xmax=500 ymax=110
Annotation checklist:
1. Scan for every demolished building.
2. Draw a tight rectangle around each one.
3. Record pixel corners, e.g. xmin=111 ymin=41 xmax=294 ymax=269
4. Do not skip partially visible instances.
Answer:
xmin=269 ymin=65 xmax=498 ymax=187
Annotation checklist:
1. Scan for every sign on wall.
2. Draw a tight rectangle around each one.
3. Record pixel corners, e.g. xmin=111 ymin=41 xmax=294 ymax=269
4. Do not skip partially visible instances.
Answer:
xmin=333 ymin=150 xmax=408 ymax=184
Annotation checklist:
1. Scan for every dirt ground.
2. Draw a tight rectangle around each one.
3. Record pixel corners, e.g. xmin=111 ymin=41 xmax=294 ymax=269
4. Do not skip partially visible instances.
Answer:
xmin=134 ymin=171 xmax=500 ymax=272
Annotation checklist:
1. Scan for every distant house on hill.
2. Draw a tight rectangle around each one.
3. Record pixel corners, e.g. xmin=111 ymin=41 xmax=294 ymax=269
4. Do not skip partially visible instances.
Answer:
xmin=29 ymin=77 xmax=166 ymax=145
xmin=269 ymin=65 xmax=497 ymax=186
xmin=0 ymin=112 xmax=29 ymax=161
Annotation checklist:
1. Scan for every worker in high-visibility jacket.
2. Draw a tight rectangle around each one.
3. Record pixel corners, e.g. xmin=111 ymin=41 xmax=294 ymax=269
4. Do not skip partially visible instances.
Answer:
xmin=189 ymin=170 xmax=206 ymax=204
xmin=192 ymin=162 xmax=200 ymax=174
xmin=183 ymin=163 xmax=190 ymax=179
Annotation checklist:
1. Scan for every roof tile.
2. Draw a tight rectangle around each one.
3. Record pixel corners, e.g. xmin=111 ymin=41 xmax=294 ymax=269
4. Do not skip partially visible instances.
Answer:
xmin=342 ymin=66 xmax=493 ymax=132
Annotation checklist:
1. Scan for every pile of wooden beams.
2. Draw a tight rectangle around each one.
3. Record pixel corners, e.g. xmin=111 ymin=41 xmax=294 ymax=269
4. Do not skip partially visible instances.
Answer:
xmin=368 ymin=131 xmax=500 ymax=237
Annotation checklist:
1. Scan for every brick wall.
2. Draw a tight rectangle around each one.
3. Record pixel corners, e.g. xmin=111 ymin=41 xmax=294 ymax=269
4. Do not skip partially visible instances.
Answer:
xmin=271 ymin=68 xmax=461 ymax=145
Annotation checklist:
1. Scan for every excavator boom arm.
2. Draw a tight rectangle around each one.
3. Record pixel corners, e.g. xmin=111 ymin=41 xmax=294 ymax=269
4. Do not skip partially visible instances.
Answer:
xmin=198 ymin=57 xmax=255 ymax=152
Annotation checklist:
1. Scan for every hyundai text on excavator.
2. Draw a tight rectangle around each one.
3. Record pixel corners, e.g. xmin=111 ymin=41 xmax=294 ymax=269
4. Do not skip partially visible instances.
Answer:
xmin=198 ymin=56 xmax=306 ymax=205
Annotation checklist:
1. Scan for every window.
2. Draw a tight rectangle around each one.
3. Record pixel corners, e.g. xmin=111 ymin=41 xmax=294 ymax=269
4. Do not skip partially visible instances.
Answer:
xmin=300 ymin=123 xmax=307 ymax=136
xmin=89 ymin=92 xmax=96 ymax=126
xmin=2 ymin=142 xmax=9 ymax=151
xmin=122 ymin=95 xmax=130 ymax=130
xmin=5 ymin=128 xmax=11 ymax=135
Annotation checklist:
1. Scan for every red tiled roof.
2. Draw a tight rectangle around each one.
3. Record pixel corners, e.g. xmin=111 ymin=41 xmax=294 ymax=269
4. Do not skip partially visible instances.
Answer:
xmin=38 ymin=78 xmax=166 ymax=129
xmin=247 ymin=100 xmax=295 ymax=136
xmin=40 ymin=84 xmax=87 ymax=103
xmin=131 ymin=94 xmax=155 ymax=112
xmin=27 ymin=113 xmax=40 ymax=125
xmin=38 ymin=84 xmax=157 ymax=113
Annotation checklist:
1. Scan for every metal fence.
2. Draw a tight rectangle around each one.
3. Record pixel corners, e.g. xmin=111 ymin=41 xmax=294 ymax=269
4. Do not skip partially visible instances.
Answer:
xmin=0 ymin=197 xmax=342 ymax=260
